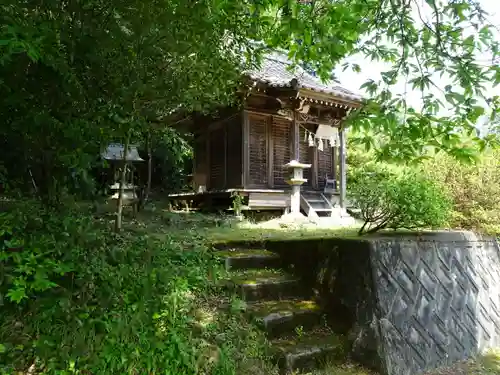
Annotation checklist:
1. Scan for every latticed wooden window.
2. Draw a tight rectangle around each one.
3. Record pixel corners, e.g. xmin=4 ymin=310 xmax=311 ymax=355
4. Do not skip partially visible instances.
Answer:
xmin=248 ymin=114 xmax=268 ymax=186
xmin=209 ymin=127 xmax=225 ymax=189
xmin=272 ymin=116 xmax=291 ymax=186
xmin=318 ymin=145 xmax=333 ymax=189
xmin=194 ymin=136 xmax=206 ymax=176
xmin=226 ymin=118 xmax=242 ymax=188
xmin=299 ymin=124 xmax=314 ymax=187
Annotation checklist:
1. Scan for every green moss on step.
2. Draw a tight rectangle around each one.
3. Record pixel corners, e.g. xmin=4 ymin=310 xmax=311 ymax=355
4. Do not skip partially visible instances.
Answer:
xmin=229 ymin=269 xmax=291 ymax=285
xmin=271 ymin=329 xmax=347 ymax=354
xmin=248 ymin=299 xmax=320 ymax=317
xmin=213 ymin=249 xmax=277 ymax=259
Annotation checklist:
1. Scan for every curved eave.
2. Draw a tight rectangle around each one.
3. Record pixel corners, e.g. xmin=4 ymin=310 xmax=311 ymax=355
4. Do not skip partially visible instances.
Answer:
xmin=298 ymin=88 xmax=363 ymax=110
xmin=245 ymin=75 xmax=363 ymax=110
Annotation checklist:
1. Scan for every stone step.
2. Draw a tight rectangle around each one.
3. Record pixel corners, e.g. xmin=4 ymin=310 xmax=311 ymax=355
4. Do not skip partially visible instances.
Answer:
xmin=247 ymin=298 xmax=323 ymax=339
xmin=213 ymin=249 xmax=282 ymax=271
xmin=224 ymin=269 xmax=304 ymax=302
xmin=271 ymin=330 xmax=346 ymax=374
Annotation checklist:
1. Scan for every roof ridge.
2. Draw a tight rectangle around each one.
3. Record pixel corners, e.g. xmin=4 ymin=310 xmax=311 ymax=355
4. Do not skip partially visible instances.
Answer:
xmin=260 ymin=52 xmax=331 ymax=85
xmin=245 ymin=46 xmax=362 ymax=102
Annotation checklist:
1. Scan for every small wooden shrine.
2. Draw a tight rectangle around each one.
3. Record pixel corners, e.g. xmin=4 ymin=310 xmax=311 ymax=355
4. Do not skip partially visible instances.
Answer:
xmin=170 ymin=50 xmax=362 ymax=218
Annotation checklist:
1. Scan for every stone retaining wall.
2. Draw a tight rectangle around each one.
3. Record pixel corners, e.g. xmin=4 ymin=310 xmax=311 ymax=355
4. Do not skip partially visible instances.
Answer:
xmin=265 ymin=231 xmax=500 ymax=375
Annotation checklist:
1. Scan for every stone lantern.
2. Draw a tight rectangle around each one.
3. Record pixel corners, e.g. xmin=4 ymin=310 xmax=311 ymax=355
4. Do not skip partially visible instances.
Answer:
xmin=102 ymin=143 xmax=144 ymax=202
xmin=284 ymin=160 xmax=311 ymax=217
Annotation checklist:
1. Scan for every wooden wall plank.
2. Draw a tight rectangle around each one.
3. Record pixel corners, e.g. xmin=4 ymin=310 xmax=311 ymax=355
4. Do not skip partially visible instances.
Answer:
xmin=272 ymin=116 xmax=292 ymax=186
xmin=242 ymin=110 xmax=250 ymax=188
xmin=267 ymin=116 xmax=274 ymax=187
xmin=226 ymin=114 xmax=242 ymax=188
xmin=248 ymin=112 xmax=268 ymax=187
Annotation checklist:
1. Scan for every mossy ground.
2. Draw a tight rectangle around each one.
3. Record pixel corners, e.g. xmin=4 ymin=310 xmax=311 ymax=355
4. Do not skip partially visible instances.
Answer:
xmin=124 ymin=204 xmax=359 ymax=242
xmin=213 ymin=249 xmax=277 ymax=258
xmin=271 ymin=328 xmax=345 ymax=354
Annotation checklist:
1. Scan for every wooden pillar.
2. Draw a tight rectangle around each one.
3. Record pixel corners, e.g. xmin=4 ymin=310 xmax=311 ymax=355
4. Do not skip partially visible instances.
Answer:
xmin=292 ymin=111 xmax=300 ymax=161
xmin=332 ymin=140 xmax=337 ymax=189
xmin=223 ymin=123 xmax=227 ymax=189
xmin=311 ymin=147 xmax=318 ymax=189
xmin=206 ymin=128 xmax=211 ymax=190
xmin=339 ymin=127 xmax=346 ymax=209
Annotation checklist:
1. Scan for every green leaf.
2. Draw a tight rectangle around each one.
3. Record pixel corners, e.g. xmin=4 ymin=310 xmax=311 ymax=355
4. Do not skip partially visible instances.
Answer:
xmin=7 ymin=287 xmax=27 ymax=303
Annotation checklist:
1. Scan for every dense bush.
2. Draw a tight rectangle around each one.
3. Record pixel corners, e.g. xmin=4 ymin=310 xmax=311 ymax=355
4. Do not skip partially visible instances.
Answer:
xmin=0 ymin=201 xmax=271 ymax=374
xmin=144 ymin=127 xmax=193 ymax=193
xmin=349 ymin=165 xmax=452 ymax=235
xmin=421 ymin=150 xmax=500 ymax=234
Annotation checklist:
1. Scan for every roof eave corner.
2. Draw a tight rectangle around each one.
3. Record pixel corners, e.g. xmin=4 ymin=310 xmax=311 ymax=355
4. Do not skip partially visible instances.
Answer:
xmin=297 ymin=88 xmax=363 ymax=109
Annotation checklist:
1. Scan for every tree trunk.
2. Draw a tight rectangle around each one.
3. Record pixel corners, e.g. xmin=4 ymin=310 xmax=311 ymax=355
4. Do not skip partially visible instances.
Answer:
xmin=365 ymin=221 xmax=388 ymax=234
xmin=143 ymin=130 xmax=152 ymax=209
xmin=115 ymin=132 xmax=131 ymax=233
xmin=137 ymin=130 xmax=152 ymax=212
xmin=358 ymin=220 xmax=369 ymax=235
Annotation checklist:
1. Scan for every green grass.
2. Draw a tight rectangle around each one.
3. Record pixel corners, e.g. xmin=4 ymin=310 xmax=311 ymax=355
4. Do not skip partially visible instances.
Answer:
xmin=194 ymin=225 xmax=358 ymax=243
xmin=127 ymin=206 xmax=359 ymax=243
xmin=468 ymin=350 xmax=500 ymax=374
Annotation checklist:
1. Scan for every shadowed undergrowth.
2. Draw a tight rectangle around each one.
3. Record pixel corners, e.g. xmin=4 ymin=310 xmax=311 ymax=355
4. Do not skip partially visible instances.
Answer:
xmin=0 ymin=201 xmax=277 ymax=374
xmin=1 ymin=201 xmax=499 ymax=375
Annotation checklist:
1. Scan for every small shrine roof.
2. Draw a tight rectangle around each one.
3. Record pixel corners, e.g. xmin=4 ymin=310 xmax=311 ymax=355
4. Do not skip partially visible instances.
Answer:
xmin=102 ymin=144 xmax=144 ymax=162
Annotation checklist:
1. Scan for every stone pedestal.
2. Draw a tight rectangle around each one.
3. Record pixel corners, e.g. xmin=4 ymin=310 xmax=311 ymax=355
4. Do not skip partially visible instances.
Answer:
xmin=284 ymin=160 xmax=311 ymax=217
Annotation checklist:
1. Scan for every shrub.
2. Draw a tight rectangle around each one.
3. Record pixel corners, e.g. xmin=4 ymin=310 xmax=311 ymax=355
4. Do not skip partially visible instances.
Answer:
xmin=421 ymin=149 xmax=500 ymax=235
xmin=349 ymin=165 xmax=452 ymax=235
xmin=0 ymin=201 xmax=272 ymax=375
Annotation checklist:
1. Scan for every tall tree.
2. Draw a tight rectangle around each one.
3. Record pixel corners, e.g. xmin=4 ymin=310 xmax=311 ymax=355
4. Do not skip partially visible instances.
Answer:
xmin=250 ymin=0 xmax=499 ymax=160
xmin=0 ymin=0 xmax=254 ymax=202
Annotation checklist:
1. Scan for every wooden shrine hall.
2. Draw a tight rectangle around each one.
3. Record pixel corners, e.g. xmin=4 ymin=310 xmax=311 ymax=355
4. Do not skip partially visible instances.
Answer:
xmin=170 ymin=50 xmax=363 ymax=218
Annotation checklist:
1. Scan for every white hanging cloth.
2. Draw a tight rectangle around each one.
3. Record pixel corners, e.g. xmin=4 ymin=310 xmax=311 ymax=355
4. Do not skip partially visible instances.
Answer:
xmin=317 ymin=138 xmax=324 ymax=151
xmin=315 ymin=125 xmax=339 ymax=148
xmin=308 ymin=132 xmax=314 ymax=147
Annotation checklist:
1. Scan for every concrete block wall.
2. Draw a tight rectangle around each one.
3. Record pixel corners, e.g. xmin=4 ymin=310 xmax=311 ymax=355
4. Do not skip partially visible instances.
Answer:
xmin=370 ymin=232 xmax=500 ymax=375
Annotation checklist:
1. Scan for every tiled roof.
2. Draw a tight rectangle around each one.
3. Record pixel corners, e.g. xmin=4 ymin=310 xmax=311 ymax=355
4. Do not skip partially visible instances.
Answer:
xmin=245 ymin=50 xmax=362 ymax=102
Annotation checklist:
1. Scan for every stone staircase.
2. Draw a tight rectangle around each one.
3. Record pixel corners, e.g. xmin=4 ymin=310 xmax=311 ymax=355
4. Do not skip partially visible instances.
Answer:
xmin=213 ymin=247 xmax=346 ymax=374
xmin=300 ymin=191 xmax=335 ymax=218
